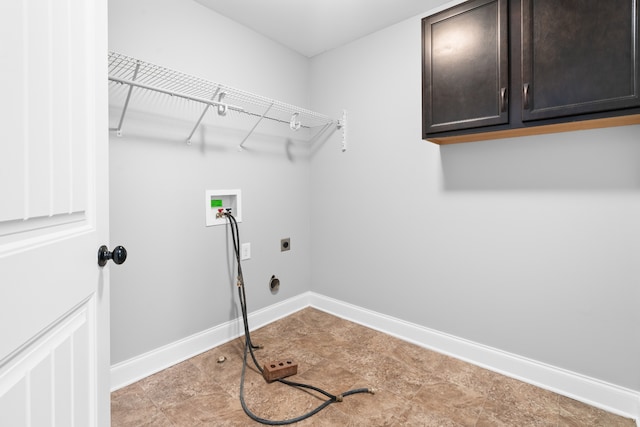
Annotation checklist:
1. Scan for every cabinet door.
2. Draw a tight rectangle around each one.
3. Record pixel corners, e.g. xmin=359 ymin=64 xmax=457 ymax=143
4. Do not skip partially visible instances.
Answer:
xmin=521 ymin=0 xmax=640 ymax=121
xmin=422 ymin=0 xmax=509 ymax=136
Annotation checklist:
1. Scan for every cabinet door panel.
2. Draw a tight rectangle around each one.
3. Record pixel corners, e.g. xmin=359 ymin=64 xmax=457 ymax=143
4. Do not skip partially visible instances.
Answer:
xmin=423 ymin=0 xmax=508 ymax=135
xmin=522 ymin=0 xmax=640 ymax=121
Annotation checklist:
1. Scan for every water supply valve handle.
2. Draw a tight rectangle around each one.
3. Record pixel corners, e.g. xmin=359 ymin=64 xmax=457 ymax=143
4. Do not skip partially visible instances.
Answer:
xmin=97 ymin=245 xmax=128 ymax=267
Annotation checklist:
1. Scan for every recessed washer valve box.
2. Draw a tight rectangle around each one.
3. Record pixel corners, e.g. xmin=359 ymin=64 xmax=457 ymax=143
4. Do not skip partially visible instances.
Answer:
xmin=205 ymin=189 xmax=242 ymax=226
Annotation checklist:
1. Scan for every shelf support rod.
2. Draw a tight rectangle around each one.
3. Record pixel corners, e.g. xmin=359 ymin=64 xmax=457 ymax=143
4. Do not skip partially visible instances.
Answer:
xmin=238 ymin=102 xmax=274 ymax=151
xmin=107 ymin=76 xmax=245 ymax=113
xmin=186 ymin=87 xmax=220 ymax=145
xmin=113 ymin=61 xmax=140 ymax=137
xmin=307 ymin=121 xmax=333 ymax=145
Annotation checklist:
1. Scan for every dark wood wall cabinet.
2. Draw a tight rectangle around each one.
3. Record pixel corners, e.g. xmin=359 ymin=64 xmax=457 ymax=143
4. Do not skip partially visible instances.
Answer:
xmin=422 ymin=0 xmax=640 ymax=144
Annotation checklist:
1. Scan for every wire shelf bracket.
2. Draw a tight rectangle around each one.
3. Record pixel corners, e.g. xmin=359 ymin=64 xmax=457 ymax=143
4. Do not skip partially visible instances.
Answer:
xmin=238 ymin=102 xmax=274 ymax=151
xmin=110 ymin=60 xmax=140 ymax=137
xmin=108 ymin=51 xmax=343 ymax=150
xmin=186 ymin=87 xmax=221 ymax=145
xmin=337 ymin=109 xmax=347 ymax=152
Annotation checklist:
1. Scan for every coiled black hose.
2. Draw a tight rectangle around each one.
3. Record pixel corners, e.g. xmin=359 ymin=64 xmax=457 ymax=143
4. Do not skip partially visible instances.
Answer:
xmin=224 ymin=212 xmax=373 ymax=425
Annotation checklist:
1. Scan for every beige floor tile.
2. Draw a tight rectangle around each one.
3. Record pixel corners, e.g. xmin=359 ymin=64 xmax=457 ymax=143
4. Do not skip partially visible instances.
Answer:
xmin=412 ymin=381 xmax=486 ymax=426
xmin=137 ymin=360 xmax=221 ymax=408
xmin=111 ymin=383 xmax=174 ymax=427
xmin=558 ymin=395 xmax=636 ymax=427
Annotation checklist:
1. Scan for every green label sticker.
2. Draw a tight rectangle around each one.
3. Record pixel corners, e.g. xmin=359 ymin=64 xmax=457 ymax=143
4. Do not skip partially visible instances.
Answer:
xmin=211 ymin=199 xmax=223 ymax=207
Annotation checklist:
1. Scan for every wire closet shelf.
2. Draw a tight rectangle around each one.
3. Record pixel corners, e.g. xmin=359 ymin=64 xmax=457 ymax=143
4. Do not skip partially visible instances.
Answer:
xmin=108 ymin=51 xmax=344 ymax=150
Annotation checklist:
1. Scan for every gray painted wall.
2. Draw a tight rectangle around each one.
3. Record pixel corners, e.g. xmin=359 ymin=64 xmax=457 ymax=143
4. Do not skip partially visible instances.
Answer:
xmin=309 ymin=15 xmax=640 ymax=391
xmin=108 ymin=0 xmax=312 ymax=364
xmin=109 ymin=0 xmax=640 ymax=393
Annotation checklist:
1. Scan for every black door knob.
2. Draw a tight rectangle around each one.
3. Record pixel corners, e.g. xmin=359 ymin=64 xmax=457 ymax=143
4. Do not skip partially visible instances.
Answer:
xmin=98 ymin=245 xmax=127 ymax=267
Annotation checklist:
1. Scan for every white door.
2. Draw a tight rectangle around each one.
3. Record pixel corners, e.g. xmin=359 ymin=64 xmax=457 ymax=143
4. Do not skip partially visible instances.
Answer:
xmin=0 ymin=0 xmax=110 ymax=426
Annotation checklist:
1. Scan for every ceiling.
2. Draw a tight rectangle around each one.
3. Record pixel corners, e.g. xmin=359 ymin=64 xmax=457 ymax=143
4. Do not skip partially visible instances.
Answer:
xmin=194 ymin=0 xmax=452 ymax=57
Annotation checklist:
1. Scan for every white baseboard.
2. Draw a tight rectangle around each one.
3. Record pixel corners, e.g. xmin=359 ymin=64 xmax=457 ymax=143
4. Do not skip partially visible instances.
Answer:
xmin=110 ymin=292 xmax=310 ymax=391
xmin=308 ymin=292 xmax=640 ymax=424
xmin=110 ymin=291 xmax=639 ymax=424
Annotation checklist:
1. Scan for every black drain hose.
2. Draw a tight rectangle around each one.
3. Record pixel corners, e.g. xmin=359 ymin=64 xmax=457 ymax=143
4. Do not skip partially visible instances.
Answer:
xmin=224 ymin=213 xmax=373 ymax=425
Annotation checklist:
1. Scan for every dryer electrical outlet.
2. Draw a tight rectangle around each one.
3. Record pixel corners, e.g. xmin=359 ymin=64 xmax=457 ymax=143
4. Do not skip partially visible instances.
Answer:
xmin=205 ymin=189 xmax=242 ymax=226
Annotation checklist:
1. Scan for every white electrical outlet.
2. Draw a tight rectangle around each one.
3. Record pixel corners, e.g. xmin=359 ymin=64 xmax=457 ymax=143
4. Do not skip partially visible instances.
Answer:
xmin=241 ymin=243 xmax=251 ymax=260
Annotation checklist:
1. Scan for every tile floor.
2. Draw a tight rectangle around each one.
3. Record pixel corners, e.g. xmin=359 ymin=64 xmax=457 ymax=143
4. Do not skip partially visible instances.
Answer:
xmin=112 ymin=307 xmax=635 ymax=426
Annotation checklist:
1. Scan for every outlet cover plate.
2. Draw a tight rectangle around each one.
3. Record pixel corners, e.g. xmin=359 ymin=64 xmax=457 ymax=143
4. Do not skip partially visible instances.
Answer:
xmin=241 ymin=243 xmax=251 ymax=260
